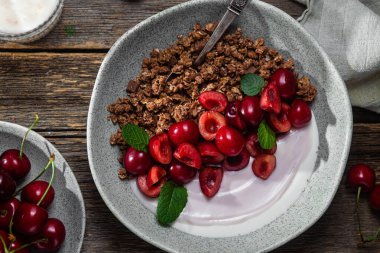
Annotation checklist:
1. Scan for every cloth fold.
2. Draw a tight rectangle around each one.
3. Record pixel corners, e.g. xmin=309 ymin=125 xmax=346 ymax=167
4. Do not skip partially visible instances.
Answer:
xmin=291 ymin=0 xmax=380 ymax=113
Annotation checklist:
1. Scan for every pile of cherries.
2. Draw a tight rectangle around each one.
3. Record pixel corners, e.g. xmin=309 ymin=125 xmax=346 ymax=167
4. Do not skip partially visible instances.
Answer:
xmin=123 ymin=68 xmax=312 ymax=198
xmin=0 ymin=116 xmax=65 ymax=253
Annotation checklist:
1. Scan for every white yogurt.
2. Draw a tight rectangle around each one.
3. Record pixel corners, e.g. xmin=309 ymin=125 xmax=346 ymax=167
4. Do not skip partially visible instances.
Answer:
xmin=0 ymin=0 xmax=59 ymax=34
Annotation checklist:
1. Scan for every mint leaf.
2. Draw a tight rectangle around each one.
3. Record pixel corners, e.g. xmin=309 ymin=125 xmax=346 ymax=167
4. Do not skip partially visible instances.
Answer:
xmin=157 ymin=181 xmax=188 ymax=226
xmin=121 ymin=123 xmax=150 ymax=152
xmin=258 ymin=120 xmax=276 ymax=149
xmin=240 ymin=73 xmax=265 ymax=96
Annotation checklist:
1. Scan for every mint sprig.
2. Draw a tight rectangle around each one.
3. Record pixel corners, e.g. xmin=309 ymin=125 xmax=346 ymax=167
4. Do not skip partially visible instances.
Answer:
xmin=240 ymin=73 xmax=265 ymax=96
xmin=121 ymin=123 xmax=150 ymax=152
xmin=258 ymin=120 xmax=276 ymax=149
xmin=157 ymin=181 xmax=188 ymax=226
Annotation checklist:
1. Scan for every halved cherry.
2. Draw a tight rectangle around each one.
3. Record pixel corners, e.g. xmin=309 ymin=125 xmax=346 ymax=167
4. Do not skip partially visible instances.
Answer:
xmin=148 ymin=133 xmax=172 ymax=164
xmin=245 ymin=133 xmax=263 ymax=158
xmin=198 ymin=111 xmax=227 ymax=141
xmin=198 ymin=91 xmax=228 ymax=112
xmin=168 ymin=160 xmax=197 ymax=185
xmin=260 ymin=81 xmax=281 ymax=114
xmin=197 ymin=142 xmax=224 ymax=165
xmin=137 ymin=174 xmax=167 ymax=198
xmin=225 ymin=101 xmax=247 ymax=130
xmin=252 ymin=154 xmax=276 ymax=180
xmin=199 ymin=167 xmax=223 ymax=198
xmin=174 ymin=143 xmax=202 ymax=169
xmin=267 ymin=103 xmax=291 ymax=133
xmin=222 ymin=148 xmax=250 ymax=171
xmin=146 ymin=165 xmax=167 ymax=188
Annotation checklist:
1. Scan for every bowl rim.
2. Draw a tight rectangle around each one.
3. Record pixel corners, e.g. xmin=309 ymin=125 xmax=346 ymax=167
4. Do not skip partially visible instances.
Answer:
xmin=87 ymin=0 xmax=353 ymax=252
xmin=0 ymin=120 xmax=86 ymax=253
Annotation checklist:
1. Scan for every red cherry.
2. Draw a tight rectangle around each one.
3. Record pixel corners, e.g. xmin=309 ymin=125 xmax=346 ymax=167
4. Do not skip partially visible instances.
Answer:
xmin=146 ymin=165 xmax=167 ymax=188
xmin=0 ymin=170 xmax=16 ymax=201
xmin=225 ymin=101 xmax=247 ymax=130
xmin=260 ymin=81 xmax=281 ymax=114
xmin=168 ymin=160 xmax=197 ymax=185
xmin=370 ymin=185 xmax=380 ymax=211
xmin=264 ymin=142 xmax=277 ymax=155
xmin=198 ymin=91 xmax=228 ymax=112
xmin=245 ymin=133 xmax=263 ymax=158
xmin=21 ymin=181 xmax=55 ymax=209
xmin=270 ymin=68 xmax=297 ymax=99
xmin=347 ymin=164 xmax=376 ymax=192
xmin=198 ymin=111 xmax=227 ymax=141
xmin=215 ymin=126 xmax=245 ymax=156
xmin=252 ymin=154 xmax=276 ymax=180
xmin=137 ymin=174 xmax=167 ymax=198
xmin=288 ymin=99 xmax=312 ymax=128
xmin=173 ymin=143 xmax=202 ymax=169
xmin=267 ymin=103 xmax=291 ymax=133
xmin=148 ymin=133 xmax=172 ymax=164
xmin=239 ymin=96 xmax=264 ymax=126
xmin=124 ymin=147 xmax=152 ymax=175
xmin=222 ymin=149 xmax=250 ymax=171
xmin=33 ymin=218 xmax=66 ymax=252
xmin=9 ymin=237 xmax=29 ymax=253
xmin=0 ymin=230 xmax=10 ymax=253
xmin=13 ymin=202 xmax=48 ymax=236
xmin=199 ymin=167 xmax=223 ymax=198
xmin=168 ymin=120 xmax=200 ymax=146
xmin=197 ymin=142 xmax=224 ymax=165
xmin=0 ymin=197 xmax=20 ymax=229
xmin=0 ymin=149 xmax=31 ymax=181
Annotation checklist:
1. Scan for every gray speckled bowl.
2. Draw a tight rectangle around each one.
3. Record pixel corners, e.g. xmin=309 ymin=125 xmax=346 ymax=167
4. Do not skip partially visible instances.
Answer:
xmin=87 ymin=0 xmax=352 ymax=252
xmin=0 ymin=121 xmax=85 ymax=253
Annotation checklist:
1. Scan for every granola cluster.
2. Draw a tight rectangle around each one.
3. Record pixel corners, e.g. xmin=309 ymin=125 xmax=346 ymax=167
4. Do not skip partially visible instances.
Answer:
xmin=107 ymin=23 xmax=316 ymax=146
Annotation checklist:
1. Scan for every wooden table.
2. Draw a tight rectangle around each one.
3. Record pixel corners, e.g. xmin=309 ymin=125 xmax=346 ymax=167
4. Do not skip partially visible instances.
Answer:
xmin=0 ymin=0 xmax=379 ymax=252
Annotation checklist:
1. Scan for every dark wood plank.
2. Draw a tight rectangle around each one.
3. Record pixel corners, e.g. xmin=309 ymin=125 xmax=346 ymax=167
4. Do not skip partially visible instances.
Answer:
xmin=0 ymin=0 xmax=305 ymax=50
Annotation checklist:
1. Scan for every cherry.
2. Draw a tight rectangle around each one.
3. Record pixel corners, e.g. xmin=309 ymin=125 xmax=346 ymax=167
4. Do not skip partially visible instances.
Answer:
xmin=347 ymin=164 xmax=376 ymax=193
xmin=9 ymin=238 xmax=30 ymax=253
xmin=168 ymin=160 xmax=197 ymax=185
xmin=33 ymin=218 xmax=66 ymax=252
xmin=0 ymin=114 xmax=39 ymax=181
xmin=137 ymin=174 xmax=167 ymax=198
xmin=198 ymin=91 xmax=228 ymax=112
xmin=198 ymin=111 xmax=227 ymax=141
xmin=173 ymin=143 xmax=202 ymax=169
xmin=260 ymin=81 xmax=281 ymax=114
xmin=370 ymin=185 xmax=380 ymax=211
xmin=288 ymin=99 xmax=312 ymax=128
xmin=222 ymin=148 xmax=250 ymax=171
xmin=0 ymin=170 xmax=16 ymax=201
xmin=197 ymin=142 xmax=224 ymax=165
xmin=270 ymin=68 xmax=297 ymax=99
xmin=199 ymin=167 xmax=223 ymax=198
xmin=0 ymin=198 xmax=20 ymax=229
xmin=245 ymin=133 xmax=263 ymax=158
xmin=146 ymin=165 xmax=167 ymax=188
xmin=252 ymin=154 xmax=276 ymax=180
xmin=239 ymin=96 xmax=264 ymax=126
xmin=148 ymin=133 xmax=172 ymax=165
xmin=225 ymin=101 xmax=247 ymax=130
xmin=215 ymin=126 xmax=245 ymax=156
xmin=124 ymin=147 xmax=152 ymax=175
xmin=13 ymin=202 xmax=48 ymax=236
xmin=0 ymin=230 xmax=10 ymax=253
xmin=267 ymin=103 xmax=291 ymax=133
xmin=21 ymin=181 xmax=55 ymax=209
xmin=168 ymin=120 xmax=200 ymax=146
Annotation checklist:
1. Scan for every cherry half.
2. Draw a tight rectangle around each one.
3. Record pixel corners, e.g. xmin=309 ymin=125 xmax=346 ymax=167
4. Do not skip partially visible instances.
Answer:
xmin=199 ymin=167 xmax=223 ymax=198
xmin=198 ymin=91 xmax=228 ymax=112
xmin=34 ymin=218 xmax=66 ymax=252
xmin=148 ymin=133 xmax=172 ymax=165
xmin=225 ymin=101 xmax=247 ymax=130
xmin=222 ymin=149 xmax=250 ymax=171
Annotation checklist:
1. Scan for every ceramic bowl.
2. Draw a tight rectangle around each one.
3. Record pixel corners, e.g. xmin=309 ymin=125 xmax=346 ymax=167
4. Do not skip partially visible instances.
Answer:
xmin=87 ymin=0 xmax=352 ymax=252
xmin=0 ymin=121 xmax=85 ymax=252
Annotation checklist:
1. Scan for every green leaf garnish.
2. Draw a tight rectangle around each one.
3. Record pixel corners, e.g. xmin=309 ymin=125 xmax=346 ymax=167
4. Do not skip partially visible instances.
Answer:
xmin=157 ymin=181 xmax=188 ymax=226
xmin=64 ymin=25 xmax=76 ymax=37
xmin=258 ymin=120 xmax=276 ymax=149
xmin=240 ymin=73 xmax=265 ymax=96
xmin=121 ymin=123 xmax=150 ymax=152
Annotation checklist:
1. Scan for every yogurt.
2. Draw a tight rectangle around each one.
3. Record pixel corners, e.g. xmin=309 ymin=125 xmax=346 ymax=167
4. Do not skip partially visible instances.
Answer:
xmin=0 ymin=0 xmax=59 ymax=34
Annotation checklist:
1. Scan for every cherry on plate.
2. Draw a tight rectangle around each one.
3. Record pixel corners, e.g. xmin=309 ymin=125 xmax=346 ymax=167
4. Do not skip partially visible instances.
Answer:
xmin=33 ymin=218 xmax=66 ymax=252
xmin=147 ymin=165 xmax=167 ymax=188
xmin=197 ymin=142 xmax=224 ymax=165
xmin=168 ymin=120 xmax=200 ymax=146
xmin=225 ymin=101 xmax=247 ymax=130
xmin=288 ymin=99 xmax=312 ymax=128
xmin=199 ymin=167 xmax=223 ymax=198
xmin=270 ymin=68 xmax=297 ymax=99
xmin=173 ymin=143 xmax=202 ymax=169
xmin=267 ymin=103 xmax=291 ymax=133
xmin=260 ymin=81 xmax=281 ymax=114
xmin=245 ymin=133 xmax=263 ymax=158
xmin=21 ymin=180 xmax=55 ymax=209
xmin=370 ymin=185 xmax=380 ymax=211
xmin=137 ymin=174 xmax=167 ymax=198
xmin=0 ymin=170 xmax=16 ymax=201
xmin=198 ymin=111 xmax=227 ymax=141
xmin=347 ymin=164 xmax=375 ymax=192
xmin=149 ymin=133 xmax=172 ymax=164
xmin=124 ymin=147 xmax=152 ymax=175
xmin=222 ymin=148 xmax=250 ymax=171
xmin=13 ymin=202 xmax=48 ymax=236
xmin=0 ymin=149 xmax=31 ymax=181
xmin=252 ymin=154 xmax=276 ymax=180
xmin=168 ymin=160 xmax=197 ymax=185
xmin=0 ymin=197 xmax=20 ymax=229
xmin=215 ymin=126 xmax=245 ymax=156
xmin=239 ymin=96 xmax=264 ymax=126
xmin=198 ymin=91 xmax=228 ymax=112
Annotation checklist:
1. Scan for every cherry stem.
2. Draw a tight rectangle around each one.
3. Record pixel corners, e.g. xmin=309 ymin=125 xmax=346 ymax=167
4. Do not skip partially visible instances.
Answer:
xmin=0 ymin=235 xmax=8 ymax=253
xmin=19 ymin=113 xmax=39 ymax=158
xmin=355 ymin=186 xmax=364 ymax=242
xmin=10 ymin=238 xmax=47 ymax=253
xmin=37 ymin=157 xmax=55 ymax=206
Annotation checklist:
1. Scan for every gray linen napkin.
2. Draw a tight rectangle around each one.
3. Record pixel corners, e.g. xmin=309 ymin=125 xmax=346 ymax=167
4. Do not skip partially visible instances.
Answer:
xmin=291 ymin=0 xmax=380 ymax=113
